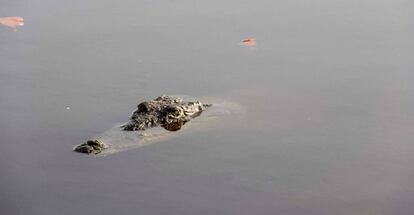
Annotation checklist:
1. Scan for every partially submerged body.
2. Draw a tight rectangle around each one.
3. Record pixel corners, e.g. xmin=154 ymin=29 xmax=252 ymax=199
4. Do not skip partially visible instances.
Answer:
xmin=74 ymin=95 xmax=211 ymax=155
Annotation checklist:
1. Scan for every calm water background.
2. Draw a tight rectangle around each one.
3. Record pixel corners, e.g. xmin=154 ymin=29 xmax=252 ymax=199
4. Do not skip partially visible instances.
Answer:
xmin=1 ymin=0 xmax=414 ymax=214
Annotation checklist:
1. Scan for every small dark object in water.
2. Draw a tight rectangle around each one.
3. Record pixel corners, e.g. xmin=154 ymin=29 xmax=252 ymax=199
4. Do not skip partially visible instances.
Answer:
xmin=240 ymin=37 xmax=256 ymax=46
xmin=73 ymin=95 xmax=211 ymax=154
xmin=73 ymin=140 xmax=107 ymax=155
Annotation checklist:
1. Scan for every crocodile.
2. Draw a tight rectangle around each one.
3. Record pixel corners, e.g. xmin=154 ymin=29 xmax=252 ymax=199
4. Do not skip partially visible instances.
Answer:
xmin=73 ymin=95 xmax=211 ymax=155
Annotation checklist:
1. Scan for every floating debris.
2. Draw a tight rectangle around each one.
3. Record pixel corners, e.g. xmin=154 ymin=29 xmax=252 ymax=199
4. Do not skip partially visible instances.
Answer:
xmin=240 ymin=37 xmax=256 ymax=46
xmin=66 ymin=107 xmax=71 ymax=110
xmin=0 ymin=17 xmax=24 ymax=29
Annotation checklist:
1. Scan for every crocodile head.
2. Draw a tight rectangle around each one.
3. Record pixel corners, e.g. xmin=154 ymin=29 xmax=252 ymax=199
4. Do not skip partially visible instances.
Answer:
xmin=121 ymin=95 xmax=211 ymax=131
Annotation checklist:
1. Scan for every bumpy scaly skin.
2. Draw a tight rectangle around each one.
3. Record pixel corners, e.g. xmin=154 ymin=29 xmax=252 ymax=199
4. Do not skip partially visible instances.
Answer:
xmin=121 ymin=95 xmax=211 ymax=131
xmin=73 ymin=95 xmax=211 ymax=154
xmin=73 ymin=140 xmax=108 ymax=155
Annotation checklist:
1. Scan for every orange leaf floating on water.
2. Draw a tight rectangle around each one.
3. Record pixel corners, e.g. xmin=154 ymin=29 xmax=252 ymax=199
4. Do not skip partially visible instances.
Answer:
xmin=240 ymin=37 xmax=256 ymax=46
xmin=0 ymin=17 xmax=24 ymax=29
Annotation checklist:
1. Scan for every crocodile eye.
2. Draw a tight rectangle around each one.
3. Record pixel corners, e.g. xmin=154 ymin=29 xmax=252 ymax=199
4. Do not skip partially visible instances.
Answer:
xmin=165 ymin=105 xmax=184 ymax=119
xmin=165 ymin=106 xmax=177 ymax=114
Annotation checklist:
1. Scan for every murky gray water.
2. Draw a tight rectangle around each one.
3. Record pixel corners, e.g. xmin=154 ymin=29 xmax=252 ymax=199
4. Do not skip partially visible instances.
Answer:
xmin=1 ymin=0 xmax=414 ymax=214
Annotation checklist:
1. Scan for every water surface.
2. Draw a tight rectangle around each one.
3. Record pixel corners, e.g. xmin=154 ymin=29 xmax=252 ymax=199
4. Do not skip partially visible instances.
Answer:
xmin=1 ymin=0 xmax=414 ymax=214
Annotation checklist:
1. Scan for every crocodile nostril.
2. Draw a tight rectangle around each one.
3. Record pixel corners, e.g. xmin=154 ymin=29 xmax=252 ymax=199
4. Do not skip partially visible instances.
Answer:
xmin=165 ymin=105 xmax=182 ymax=116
